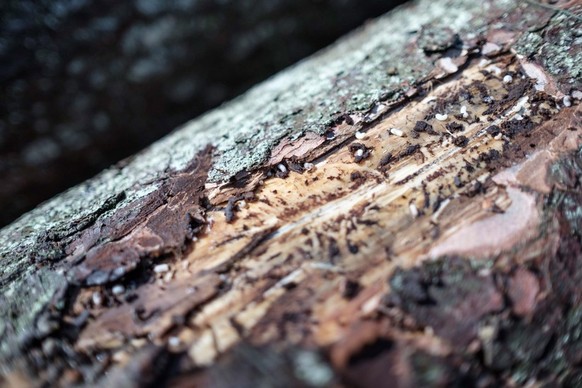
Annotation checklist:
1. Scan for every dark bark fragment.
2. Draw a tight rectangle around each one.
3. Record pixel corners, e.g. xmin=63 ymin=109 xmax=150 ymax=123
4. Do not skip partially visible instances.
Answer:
xmin=387 ymin=258 xmax=504 ymax=346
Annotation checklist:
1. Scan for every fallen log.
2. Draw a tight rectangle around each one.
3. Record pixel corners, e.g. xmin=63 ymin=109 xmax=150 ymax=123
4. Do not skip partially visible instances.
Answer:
xmin=1 ymin=0 xmax=581 ymax=386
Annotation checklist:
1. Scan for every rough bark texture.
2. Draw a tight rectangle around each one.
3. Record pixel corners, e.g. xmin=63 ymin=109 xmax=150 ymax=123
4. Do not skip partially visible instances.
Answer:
xmin=0 ymin=0 xmax=406 ymax=228
xmin=1 ymin=0 xmax=582 ymax=386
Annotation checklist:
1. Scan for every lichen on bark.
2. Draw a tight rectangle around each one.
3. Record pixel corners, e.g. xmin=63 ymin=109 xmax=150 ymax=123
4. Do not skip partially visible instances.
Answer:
xmin=514 ymin=11 xmax=582 ymax=91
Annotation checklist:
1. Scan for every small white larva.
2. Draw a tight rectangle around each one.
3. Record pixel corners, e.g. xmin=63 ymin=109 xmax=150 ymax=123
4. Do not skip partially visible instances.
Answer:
xmin=390 ymin=127 xmax=404 ymax=137
xmin=361 ymin=295 xmax=382 ymax=315
xmin=435 ymin=113 xmax=448 ymax=121
xmin=563 ymin=95 xmax=572 ymax=107
xmin=354 ymin=149 xmax=364 ymax=158
xmin=503 ymin=74 xmax=513 ymax=84
xmin=303 ymin=162 xmax=314 ymax=171
xmin=409 ymin=203 xmax=419 ymax=218
xmin=277 ymin=164 xmax=287 ymax=173
xmin=355 ymin=131 xmax=366 ymax=140
xmin=478 ymin=58 xmax=491 ymax=68
xmin=487 ymin=65 xmax=502 ymax=75
xmin=112 ymin=284 xmax=125 ymax=295
xmin=154 ymin=263 xmax=170 ymax=273
xmin=168 ymin=337 xmax=181 ymax=348
xmin=438 ymin=57 xmax=458 ymax=74
xmin=460 ymin=105 xmax=468 ymax=118
xmin=92 ymin=291 xmax=103 ymax=307
xmin=113 ymin=267 xmax=126 ymax=277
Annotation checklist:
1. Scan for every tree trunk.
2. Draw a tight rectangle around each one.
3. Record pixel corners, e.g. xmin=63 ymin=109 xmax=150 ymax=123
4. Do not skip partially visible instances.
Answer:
xmin=1 ymin=0 xmax=581 ymax=386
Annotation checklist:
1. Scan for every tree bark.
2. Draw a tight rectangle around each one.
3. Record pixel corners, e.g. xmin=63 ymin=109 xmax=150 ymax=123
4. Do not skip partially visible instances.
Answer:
xmin=1 ymin=0 xmax=581 ymax=386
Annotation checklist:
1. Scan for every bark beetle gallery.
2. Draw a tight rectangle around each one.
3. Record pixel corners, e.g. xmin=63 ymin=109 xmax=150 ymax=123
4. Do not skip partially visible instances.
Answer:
xmin=1 ymin=0 xmax=581 ymax=387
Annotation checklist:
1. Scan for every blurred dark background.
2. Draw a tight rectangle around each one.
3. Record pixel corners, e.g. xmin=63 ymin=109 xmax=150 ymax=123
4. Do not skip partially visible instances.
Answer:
xmin=0 ymin=0 xmax=408 ymax=227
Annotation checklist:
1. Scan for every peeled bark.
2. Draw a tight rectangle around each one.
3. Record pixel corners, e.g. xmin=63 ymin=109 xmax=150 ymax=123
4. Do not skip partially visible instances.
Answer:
xmin=1 ymin=0 xmax=581 ymax=386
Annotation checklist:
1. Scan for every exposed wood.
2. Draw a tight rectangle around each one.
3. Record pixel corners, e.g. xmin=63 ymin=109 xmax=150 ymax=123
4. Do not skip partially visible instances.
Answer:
xmin=1 ymin=0 xmax=581 ymax=386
